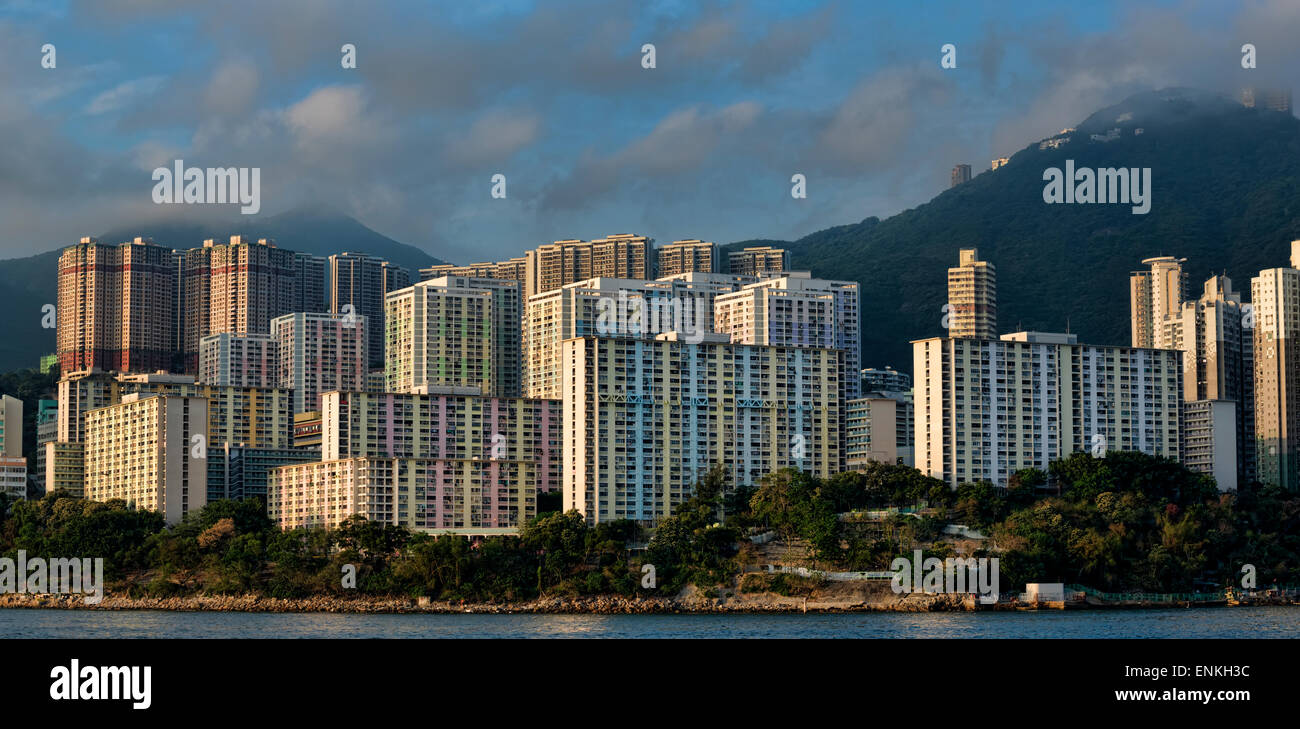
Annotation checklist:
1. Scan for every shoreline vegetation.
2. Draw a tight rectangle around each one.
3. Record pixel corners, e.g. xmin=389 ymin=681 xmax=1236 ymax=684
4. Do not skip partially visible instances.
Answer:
xmin=4 ymin=591 xmax=1296 ymax=614
xmin=3 ymin=453 xmax=1299 ymax=616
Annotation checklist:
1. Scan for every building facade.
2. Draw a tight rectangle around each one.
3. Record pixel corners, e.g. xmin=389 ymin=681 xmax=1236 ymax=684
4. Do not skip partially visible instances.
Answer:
xmin=713 ymin=272 xmax=861 ymax=401
xmin=846 ymin=397 xmax=908 ymax=468
xmin=56 ymin=371 xmax=293 ymax=501
xmin=181 ymin=236 xmax=319 ymax=372
xmin=523 ymin=234 xmax=652 ymax=300
xmin=267 ymin=390 xmax=561 ymax=535
xmin=385 ymin=277 xmax=519 ymax=397
xmin=1251 ymin=243 xmax=1300 ymax=490
xmin=83 ymin=393 xmax=207 ymax=524
xmin=44 ymin=441 xmax=84 ymax=497
xmin=726 ymin=246 xmax=789 ymax=277
xmin=563 ymin=333 xmax=840 ymax=524
xmin=524 ymin=276 xmax=738 ymax=400
xmin=656 ymin=240 xmax=716 ymax=277
xmin=271 ymin=312 xmax=368 ymax=414
xmin=0 ymin=457 xmax=26 ymax=502
xmin=33 ymin=398 xmax=57 ymax=492
xmin=1171 ymin=275 xmax=1255 ymax=485
xmin=420 ymin=257 xmax=527 ymax=285
xmin=913 ymin=332 xmax=1183 ymax=488
xmin=0 ymin=394 xmax=21 ymax=457
xmin=56 ymin=237 xmax=180 ymax=374
xmin=1182 ymin=399 xmax=1238 ymax=491
xmin=217 ymin=444 xmax=320 ymax=501
xmin=1129 ymin=256 xmax=1187 ymax=349
xmin=861 ymin=367 xmax=912 ymax=394
xmin=198 ymin=332 xmax=278 ymax=388
xmin=947 ymin=248 xmax=997 ymax=339
xmin=330 ymin=252 xmax=411 ymax=367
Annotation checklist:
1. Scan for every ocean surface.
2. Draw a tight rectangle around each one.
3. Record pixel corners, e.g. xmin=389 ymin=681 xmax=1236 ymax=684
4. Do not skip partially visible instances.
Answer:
xmin=3 ymin=607 xmax=1299 ymax=638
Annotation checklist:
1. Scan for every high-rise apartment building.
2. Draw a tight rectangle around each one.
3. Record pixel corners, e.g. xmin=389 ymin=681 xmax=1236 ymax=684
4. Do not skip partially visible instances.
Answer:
xmin=563 ymin=333 xmax=840 ymax=524
xmin=523 ymin=235 xmax=651 ymax=300
xmin=181 ymin=237 xmax=319 ymax=372
xmin=1129 ymin=256 xmax=1187 ymax=349
xmin=1251 ymin=241 xmax=1300 ymax=490
xmin=57 ymin=237 xmax=180 ymax=374
xmin=523 ymin=275 xmax=744 ymax=399
xmin=913 ymin=332 xmax=1183 ymax=488
xmin=57 ymin=371 xmax=292 ymax=446
xmin=950 ymin=164 xmax=971 ymax=187
xmin=419 ymin=257 xmax=527 ymax=285
xmin=656 ymin=240 xmax=716 ymax=277
xmin=272 ymin=312 xmax=368 ymax=414
xmin=330 ymin=252 xmax=411 ymax=367
xmin=83 ymin=393 xmax=207 ymax=524
xmin=1182 ymin=399 xmax=1238 ymax=491
xmin=293 ymin=252 xmax=328 ymax=314
xmin=1171 ymin=275 xmax=1255 ymax=484
xmin=726 ymin=246 xmax=789 ymax=277
xmin=318 ymin=390 xmax=559 ymax=468
xmin=198 ymin=332 xmax=277 ymax=388
xmin=55 ymin=370 xmax=293 ymax=501
xmin=386 ymin=276 xmax=520 ymax=397
xmin=267 ymin=390 xmax=560 ymax=535
xmin=947 ymin=248 xmax=997 ymax=339
xmin=714 ymin=272 xmax=861 ymax=401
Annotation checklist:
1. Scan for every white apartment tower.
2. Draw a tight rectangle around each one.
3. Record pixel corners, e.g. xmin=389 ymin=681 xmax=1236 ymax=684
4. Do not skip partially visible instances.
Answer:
xmin=83 ymin=393 xmax=208 ymax=524
xmin=713 ymin=272 xmax=861 ymax=401
xmin=272 ymin=312 xmax=369 ymax=414
xmin=524 ymin=274 xmax=747 ymax=400
xmin=1130 ymin=256 xmax=1188 ymax=349
xmin=563 ymin=333 xmax=840 ymax=524
xmin=1251 ymin=241 xmax=1300 ymax=491
xmin=385 ymin=276 xmax=521 ymax=397
xmin=914 ymin=332 xmax=1182 ymax=488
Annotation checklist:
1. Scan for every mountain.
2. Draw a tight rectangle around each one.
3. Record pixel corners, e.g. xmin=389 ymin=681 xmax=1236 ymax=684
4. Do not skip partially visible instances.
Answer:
xmin=726 ymin=88 xmax=1300 ymax=371
xmin=0 ymin=206 xmax=446 ymax=372
xmin=96 ymin=205 xmax=444 ymax=275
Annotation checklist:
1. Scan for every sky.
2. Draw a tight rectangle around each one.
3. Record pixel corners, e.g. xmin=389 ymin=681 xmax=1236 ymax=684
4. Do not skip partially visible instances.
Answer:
xmin=0 ymin=0 xmax=1296 ymax=264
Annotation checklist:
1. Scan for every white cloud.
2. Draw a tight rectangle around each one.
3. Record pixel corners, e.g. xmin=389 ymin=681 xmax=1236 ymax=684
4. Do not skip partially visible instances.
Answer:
xmin=86 ymin=75 xmax=166 ymax=115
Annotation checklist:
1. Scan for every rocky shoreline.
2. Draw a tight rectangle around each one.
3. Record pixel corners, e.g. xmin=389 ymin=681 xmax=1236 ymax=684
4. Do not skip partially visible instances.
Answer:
xmin=0 ymin=590 xmax=972 ymax=614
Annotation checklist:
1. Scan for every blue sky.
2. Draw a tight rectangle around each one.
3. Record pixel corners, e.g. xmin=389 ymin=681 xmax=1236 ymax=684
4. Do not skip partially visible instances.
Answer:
xmin=0 ymin=0 xmax=1293 ymax=263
